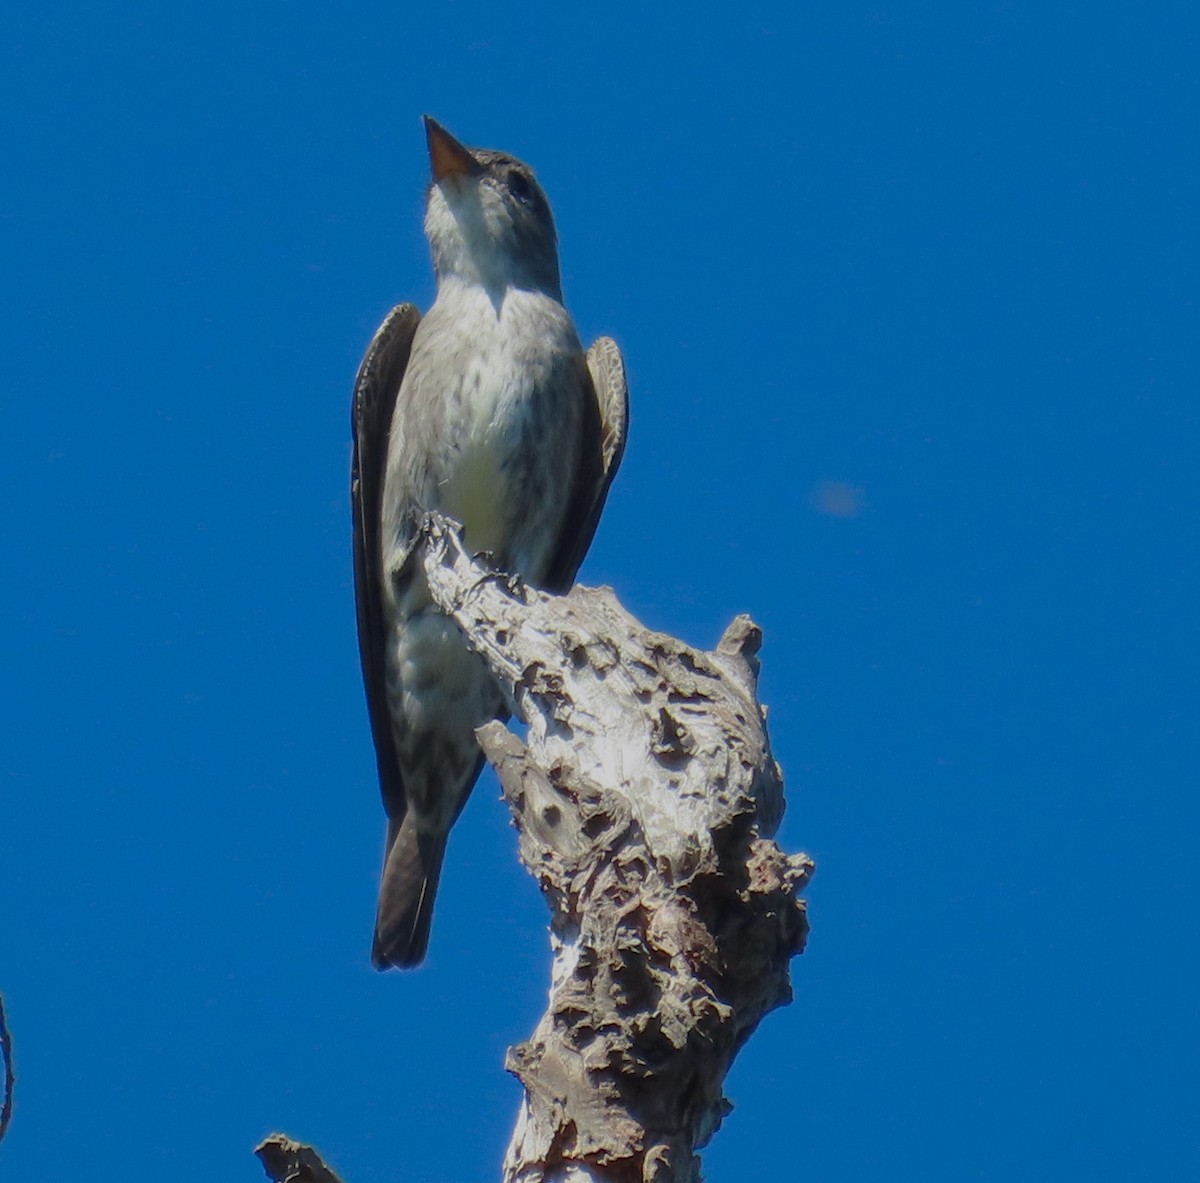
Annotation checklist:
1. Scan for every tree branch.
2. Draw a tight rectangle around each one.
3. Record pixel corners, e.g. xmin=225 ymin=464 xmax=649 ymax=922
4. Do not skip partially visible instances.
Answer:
xmin=253 ymin=516 xmax=813 ymax=1180
xmin=418 ymin=515 xmax=813 ymax=1183
xmin=0 ymin=993 xmax=14 ymax=1148
xmin=255 ymin=1134 xmax=346 ymax=1183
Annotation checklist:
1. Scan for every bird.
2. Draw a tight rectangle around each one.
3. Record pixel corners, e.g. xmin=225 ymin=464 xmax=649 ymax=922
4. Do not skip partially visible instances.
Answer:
xmin=350 ymin=117 xmax=628 ymax=969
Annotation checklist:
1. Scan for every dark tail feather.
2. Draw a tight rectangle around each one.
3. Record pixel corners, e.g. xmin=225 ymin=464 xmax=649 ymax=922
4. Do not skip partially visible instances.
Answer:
xmin=372 ymin=814 xmax=446 ymax=970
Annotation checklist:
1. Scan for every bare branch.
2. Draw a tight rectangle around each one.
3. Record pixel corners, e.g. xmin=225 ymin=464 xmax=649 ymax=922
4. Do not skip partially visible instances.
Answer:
xmin=0 ymin=993 xmax=13 ymax=1147
xmin=418 ymin=515 xmax=814 ymax=1183
xmin=255 ymin=1134 xmax=346 ymax=1183
xmin=255 ymin=517 xmax=812 ymax=1180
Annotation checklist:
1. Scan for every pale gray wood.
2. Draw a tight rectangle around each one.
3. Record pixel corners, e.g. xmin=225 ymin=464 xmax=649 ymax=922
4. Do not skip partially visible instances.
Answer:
xmin=414 ymin=516 xmax=814 ymax=1183
xmin=254 ymin=516 xmax=813 ymax=1181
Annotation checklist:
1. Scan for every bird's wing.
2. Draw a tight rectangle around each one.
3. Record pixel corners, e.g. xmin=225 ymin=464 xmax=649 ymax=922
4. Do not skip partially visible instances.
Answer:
xmin=351 ymin=303 xmax=421 ymax=819
xmin=542 ymin=336 xmax=629 ymax=592
xmin=587 ymin=336 xmax=630 ymax=484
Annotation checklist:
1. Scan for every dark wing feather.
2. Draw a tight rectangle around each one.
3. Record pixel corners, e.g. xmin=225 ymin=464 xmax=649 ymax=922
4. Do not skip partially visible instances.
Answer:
xmin=351 ymin=303 xmax=421 ymax=819
xmin=542 ymin=336 xmax=630 ymax=592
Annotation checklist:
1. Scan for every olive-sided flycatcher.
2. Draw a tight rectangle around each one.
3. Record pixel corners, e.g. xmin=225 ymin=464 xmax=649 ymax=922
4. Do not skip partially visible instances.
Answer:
xmin=351 ymin=118 xmax=628 ymax=969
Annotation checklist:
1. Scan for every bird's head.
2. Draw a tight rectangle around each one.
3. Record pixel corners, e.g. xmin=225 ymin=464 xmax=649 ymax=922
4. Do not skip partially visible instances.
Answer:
xmin=422 ymin=117 xmax=563 ymax=302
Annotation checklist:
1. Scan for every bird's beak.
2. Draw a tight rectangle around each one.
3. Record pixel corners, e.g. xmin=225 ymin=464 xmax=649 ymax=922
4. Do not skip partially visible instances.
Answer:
xmin=424 ymin=116 xmax=481 ymax=183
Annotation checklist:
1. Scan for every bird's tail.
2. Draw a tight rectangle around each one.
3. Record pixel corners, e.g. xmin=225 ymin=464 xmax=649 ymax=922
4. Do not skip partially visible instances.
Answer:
xmin=372 ymin=814 xmax=446 ymax=970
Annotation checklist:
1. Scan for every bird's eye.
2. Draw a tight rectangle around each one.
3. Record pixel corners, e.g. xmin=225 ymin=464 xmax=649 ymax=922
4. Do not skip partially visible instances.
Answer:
xmin=508 ymin=170 xmax=534 ymax=203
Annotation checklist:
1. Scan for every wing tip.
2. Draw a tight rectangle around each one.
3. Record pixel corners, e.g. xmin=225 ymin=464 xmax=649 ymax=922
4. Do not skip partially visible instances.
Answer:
xmin=586 ymin=335 xmax=629 ymax=479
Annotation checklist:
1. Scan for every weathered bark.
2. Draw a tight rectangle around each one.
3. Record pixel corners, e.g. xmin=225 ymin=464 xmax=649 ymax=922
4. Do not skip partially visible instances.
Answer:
xmin=416 ymin=517 xmax=813 ymax=1183
xmin=253 ymin=516 xmax=813 ymax=1181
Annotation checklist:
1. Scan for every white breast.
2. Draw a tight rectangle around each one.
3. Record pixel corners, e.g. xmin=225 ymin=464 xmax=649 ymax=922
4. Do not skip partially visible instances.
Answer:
xmin=392 ymin=280 xmax=582 ymax=563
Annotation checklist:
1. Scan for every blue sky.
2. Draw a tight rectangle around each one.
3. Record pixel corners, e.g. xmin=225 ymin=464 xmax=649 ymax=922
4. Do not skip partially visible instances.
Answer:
xmin=2 ymin=2 xmax=1197 ymax=1180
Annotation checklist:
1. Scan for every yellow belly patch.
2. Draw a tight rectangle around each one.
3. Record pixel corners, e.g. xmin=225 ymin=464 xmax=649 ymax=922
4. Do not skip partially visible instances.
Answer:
xmin=442 ymin=439 xmax=508 ymax=558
